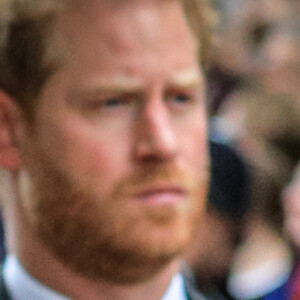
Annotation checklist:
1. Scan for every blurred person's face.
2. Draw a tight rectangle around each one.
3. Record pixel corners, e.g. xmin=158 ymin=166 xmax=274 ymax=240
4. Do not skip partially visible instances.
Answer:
xmin=257 ymin=35 xmax=300 ymax=95
xmin=13 ymin=0 xmax=209 ymax=283
xmin=214 ymin=0 xmax=293 ymax=78
xmin=282 ymin=164 xmax=300 ymax=249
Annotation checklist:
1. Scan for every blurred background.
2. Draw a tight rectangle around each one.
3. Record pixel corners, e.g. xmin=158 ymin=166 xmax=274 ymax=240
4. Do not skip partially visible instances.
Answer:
xmin=1 ymin=0 xmax=300 ymax=299
xmin=187 ymin=0 xmax=300 ymax=299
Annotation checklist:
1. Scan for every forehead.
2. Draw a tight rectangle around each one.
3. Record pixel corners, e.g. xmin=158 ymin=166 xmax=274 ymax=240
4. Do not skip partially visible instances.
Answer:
xmin=57 ymin=0 xmax=199 ymax=78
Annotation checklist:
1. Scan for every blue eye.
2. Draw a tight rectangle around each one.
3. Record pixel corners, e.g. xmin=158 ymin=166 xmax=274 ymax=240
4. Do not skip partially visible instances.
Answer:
xmin=104 ymin=98 xmax=124 ymax=107
xmin=173 ymin=94 xmax=190 ymax=103
xmin=165 ymin=91 xmax=197 ymax=113
xmin=169 ymin=93 xmax=193 ymax=105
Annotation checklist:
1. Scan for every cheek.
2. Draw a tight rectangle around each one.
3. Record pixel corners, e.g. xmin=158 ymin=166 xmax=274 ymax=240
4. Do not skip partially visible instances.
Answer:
xmin=40 ymin=119 xmax=132 ymax=194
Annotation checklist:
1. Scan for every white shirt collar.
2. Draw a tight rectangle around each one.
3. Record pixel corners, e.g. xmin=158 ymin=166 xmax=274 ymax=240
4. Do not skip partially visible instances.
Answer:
xmin=3 ymin=255 xmax=71 ymax=300
xmin=3 ymin=255 xmax=188 ymax=300
xmin=161 ymin=272 xmax=188 ymax=300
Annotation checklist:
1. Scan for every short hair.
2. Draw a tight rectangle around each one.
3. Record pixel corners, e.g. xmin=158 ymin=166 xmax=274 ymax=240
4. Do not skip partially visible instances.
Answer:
xmin=0 ymin=0 xmax=215 ymax=117
xmin=0 ymin=0 xmax=63 ymax=117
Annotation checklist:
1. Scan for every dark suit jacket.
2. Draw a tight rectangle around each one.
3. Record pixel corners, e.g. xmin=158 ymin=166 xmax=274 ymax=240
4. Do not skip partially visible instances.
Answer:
xmin=0 ymin=266 xmax=209 ymax=300
xmin=0 ymin=271 xmax=9 ymax=300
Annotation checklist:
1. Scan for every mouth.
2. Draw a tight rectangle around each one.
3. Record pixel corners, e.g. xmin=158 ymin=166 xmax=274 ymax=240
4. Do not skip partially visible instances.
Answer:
xmin=134 ymin=184 xmax=188 ymax=206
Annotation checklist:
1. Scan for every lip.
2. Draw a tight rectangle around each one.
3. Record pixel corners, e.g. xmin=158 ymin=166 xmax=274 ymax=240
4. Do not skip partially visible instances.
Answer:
xmin=134 ymin=184 xmax=187 ymax=205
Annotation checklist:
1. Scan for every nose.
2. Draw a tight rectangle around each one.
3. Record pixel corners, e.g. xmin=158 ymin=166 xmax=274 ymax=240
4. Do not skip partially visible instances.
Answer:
xmin=133 ymin=93 xmax=178 ymax=163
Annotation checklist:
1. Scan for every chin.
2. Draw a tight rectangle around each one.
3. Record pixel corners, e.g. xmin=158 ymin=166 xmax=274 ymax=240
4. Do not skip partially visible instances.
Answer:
xmin=33 ymin=204 xmax=199 ymax=283
xmin=23 ymin=152 xmax=208 ymax=283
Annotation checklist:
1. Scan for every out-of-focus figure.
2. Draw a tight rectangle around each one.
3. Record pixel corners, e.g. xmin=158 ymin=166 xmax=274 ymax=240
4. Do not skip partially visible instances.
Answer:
xmin=205 ymin=1 xmax=300 ymax=297
xmin=215 ymin=90 xmax=300 ymax=299
xmin=186 ymin=141 xmax=250 ymax=300
xmin=207 ymin=0 xmax=300 ymax=118
xmin=278 ymin=163 xmax=300 ymax=299
xmin=228 ymin=146 xmax=294 ymax=300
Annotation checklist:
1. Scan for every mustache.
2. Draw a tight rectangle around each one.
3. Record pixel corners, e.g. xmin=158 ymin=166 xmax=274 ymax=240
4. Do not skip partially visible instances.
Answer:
xmin=112 ymin=163 xmax=204 ymax=198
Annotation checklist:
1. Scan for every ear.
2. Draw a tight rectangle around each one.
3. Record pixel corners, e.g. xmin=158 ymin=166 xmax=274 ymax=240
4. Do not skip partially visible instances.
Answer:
xmin=0 ymin=90 xmax=22 ymax=170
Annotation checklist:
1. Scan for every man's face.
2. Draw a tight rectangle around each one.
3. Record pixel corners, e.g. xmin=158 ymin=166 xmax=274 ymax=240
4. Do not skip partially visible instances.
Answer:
xmin=19 ymin=0 xmax=209 ymax=283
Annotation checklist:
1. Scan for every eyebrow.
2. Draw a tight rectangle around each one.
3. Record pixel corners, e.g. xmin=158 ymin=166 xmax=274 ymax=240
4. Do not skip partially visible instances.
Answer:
xmin=70 ymin=69 xmax=202 ymax=100
xmin=168 ymin=69 xmax=203 ymax=88
xmin=74 ymin=76 xmax=144 ymax=97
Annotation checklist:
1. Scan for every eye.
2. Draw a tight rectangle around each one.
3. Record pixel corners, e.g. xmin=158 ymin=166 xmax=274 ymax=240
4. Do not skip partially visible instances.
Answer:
xmin=167 ymin=92 xmax=193 ymax=106
xmin=103 ymin=97 xmax=124 ymax=107
xmin=87 ymin=97 xmax=128 ymax=110
xmin=165 ymin=89 xmax=199 ymax=113
xmin=172 ymin=93 xmax=191 ymax=103
xmin=83 ymin=94 xmax=139 ymax=118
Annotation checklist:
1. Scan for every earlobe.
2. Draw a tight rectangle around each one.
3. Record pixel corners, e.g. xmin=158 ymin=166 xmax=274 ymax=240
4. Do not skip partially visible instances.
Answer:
xmin=0 ymin=90 xmax=22 ymax=170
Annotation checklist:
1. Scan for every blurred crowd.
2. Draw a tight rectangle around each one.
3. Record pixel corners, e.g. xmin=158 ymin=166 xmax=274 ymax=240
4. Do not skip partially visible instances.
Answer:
xmin=0 ymin=0 xmax=300 ymax=299
xmin=187 ymin=0 xmax=300 ymax=299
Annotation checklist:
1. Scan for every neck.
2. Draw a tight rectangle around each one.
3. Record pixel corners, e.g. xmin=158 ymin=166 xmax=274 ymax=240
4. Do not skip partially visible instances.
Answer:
xmin=9 ymin=202 xmax=181 ymax=300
